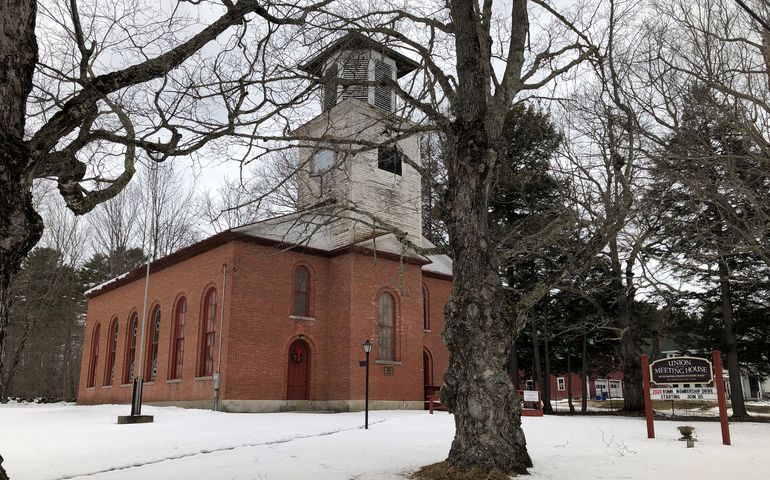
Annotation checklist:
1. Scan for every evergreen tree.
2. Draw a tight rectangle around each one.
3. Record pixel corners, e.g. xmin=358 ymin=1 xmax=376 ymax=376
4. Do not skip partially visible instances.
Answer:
xmin=647 ymin=84 xmax=770 ymax=417
xmin=1 ymin=248 xmax=84 ymax=400
xmin=79 ymin=247 xmax=145 ymax=290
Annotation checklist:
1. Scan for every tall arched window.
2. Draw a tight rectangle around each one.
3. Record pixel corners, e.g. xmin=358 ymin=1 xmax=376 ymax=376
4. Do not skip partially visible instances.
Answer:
xmin=170 ymin=297 xmax=187 ymax=380
xmin=104 ymin=319 xmax=119 ymax=386
xmin=199 ymin=289 xmax=217 ymax=377
xmin=377 ymin=293 xmax=395 ymax=361
xmin=422 ymin=284 xmax=430 ymax=331
xmin=144 ymin=307 xmax=161 ymax=381
xmin=86 ymin=323 xmax=101 ymax=388
xmin=123 ymin=313 xmax=138 ymax=384
xmin=293 ymin=266 xmax=310 ymax=317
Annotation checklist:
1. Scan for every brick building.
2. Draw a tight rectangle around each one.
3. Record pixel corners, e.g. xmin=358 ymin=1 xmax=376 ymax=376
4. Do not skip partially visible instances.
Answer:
xmin=77 ymin=34 xmax=453 ymax=412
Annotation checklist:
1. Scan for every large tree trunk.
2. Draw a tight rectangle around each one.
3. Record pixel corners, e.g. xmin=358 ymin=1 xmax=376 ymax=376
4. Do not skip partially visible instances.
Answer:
xmin=717 ymin=256 xmax=749 ymax=417
xmin=608 ymin=238 xmax=643 ymax=411
xmin=441 ymin=128 xmax=531 ymax=474
xmin=1 ymin=0 xmax=43 ymax=390
xmin=0 ymin=454 xmax=8 ymax=480
xmin=508 ymin=344 xmax=520 ymax=390
xmin=1 ymin=3 xmax=43 ymax=478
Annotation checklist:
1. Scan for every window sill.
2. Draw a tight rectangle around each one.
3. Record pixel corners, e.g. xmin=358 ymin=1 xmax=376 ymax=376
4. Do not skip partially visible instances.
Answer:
xmin=423 ymin=329 xmax=431 ymax=333
xmin=195 ymin=376 xmax=213 ymax=382
xmin=143 ymin=381 xmax=155 ymax=386
xmin=375 ymin=360 xmax=402 ymax=366
xmin=85 ymin=387 xmax=95 ymax=391
xmin=166 ymin=379 xmax=182 ymax=384
xmin=102 ymin=385 xmax=112 ymax=390
xmin=289 ymin=315 xmax=315 ymax=322
xmin=120 ymin=383 xmax=132 ymax=388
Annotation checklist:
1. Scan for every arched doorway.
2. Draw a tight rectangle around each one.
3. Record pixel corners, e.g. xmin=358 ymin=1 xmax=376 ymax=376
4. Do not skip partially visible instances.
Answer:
xmin=287 ymin=339 xmax=310 ymax=400
xmin=423 ymin=349 xmax=434 ymax=409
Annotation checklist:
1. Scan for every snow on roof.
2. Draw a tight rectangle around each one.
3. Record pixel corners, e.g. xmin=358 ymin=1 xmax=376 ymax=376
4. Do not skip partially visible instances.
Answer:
xmin=83 ymin=271 xmax=131 ymax=297
xmin=232 ymin=207 xmax=354 ymax=252
xmin=234 ymin=211 xmax=452 ymax=276
xmin=353 ymin=233 xmax=427 ymax=262
xmin=420 ymin=236 xmax=453 ymax=277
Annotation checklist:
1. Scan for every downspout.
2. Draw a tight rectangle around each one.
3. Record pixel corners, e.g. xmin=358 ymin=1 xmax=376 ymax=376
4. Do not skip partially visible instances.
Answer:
xmin=213 ymin=263 xmax=227 ymax=411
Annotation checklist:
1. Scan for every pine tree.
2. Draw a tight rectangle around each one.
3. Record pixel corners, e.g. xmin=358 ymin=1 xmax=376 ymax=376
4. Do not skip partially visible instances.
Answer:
xmin=647 ymin=84 xmax=770 ymax=417
xmin=1 ymin=248 xmax=84 ymax=400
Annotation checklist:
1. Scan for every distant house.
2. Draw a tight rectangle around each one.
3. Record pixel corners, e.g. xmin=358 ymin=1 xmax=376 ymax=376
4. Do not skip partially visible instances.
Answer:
xmin=77 ymin=34 xmax=453 ymax=413
xmin=517 ymin=372 xmax=625 ymax=403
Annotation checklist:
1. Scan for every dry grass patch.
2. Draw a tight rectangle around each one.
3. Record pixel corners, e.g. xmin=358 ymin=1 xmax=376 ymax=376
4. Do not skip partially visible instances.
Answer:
xmin=410 ymin=462 xmax=515 ymax=480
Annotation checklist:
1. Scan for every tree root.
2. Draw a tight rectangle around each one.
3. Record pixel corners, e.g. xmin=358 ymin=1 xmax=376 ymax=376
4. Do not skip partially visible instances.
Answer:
xmin=411 ymin=462 xmax=515 ymax=480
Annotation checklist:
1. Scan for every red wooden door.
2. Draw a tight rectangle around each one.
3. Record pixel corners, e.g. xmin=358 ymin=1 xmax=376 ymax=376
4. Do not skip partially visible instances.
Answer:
xmin=287 ymin=340 xmax=310 ymax=400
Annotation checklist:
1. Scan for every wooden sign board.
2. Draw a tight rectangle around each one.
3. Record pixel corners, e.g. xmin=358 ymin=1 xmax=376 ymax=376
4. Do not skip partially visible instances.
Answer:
xmin=650 ymin=356 xmax=713 ymax=385
xmin=642 ymin=352 xmax=730 ymax=445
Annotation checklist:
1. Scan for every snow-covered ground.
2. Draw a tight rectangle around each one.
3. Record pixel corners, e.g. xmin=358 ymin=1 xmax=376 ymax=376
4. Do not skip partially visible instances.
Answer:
xmin=1 ymin=403 xmax=769 ymax=480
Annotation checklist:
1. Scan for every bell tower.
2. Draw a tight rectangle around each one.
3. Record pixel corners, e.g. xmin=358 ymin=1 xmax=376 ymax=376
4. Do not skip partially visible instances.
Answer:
xmin=293 ymin=33 xmax=424 ymax=249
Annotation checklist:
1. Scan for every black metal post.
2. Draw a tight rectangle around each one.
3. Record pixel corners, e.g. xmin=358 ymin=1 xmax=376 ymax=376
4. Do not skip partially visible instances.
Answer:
xmin=364 ymin=349 xmax=370 ymax=429
xmin=130 ymin=377 xmax=143 ymax=416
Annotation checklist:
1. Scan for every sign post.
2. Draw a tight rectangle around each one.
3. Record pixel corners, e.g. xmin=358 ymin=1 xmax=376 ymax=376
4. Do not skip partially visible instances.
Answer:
xmin=643 ymin=353 xmax=731 ymax=445
xmin=641 ymin=355 xmax=655 ymax=439
xmin=712 ymin=351 xmax=731 ymax=446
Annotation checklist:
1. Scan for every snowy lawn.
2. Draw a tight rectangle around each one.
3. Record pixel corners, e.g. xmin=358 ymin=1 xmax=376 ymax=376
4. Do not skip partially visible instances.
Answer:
xmin=1 ymin=403 xmax=769 ymax=480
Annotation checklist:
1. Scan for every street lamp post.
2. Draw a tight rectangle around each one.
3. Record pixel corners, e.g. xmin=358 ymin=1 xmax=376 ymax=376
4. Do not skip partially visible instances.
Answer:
xmin=363 ymin=339 xmax=372 ymax=429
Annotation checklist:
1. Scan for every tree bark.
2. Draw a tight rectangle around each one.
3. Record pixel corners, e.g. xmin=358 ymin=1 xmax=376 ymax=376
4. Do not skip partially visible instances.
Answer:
xmin=508 ymin=344 xmax=520 ymax=391
xmin=0 ymin=0 xmax=44 ymax=401
xmin=608 ymin=238 xmax=643 ymax=411
xmin=1 ymin=2 xmax=41 ymax=477
xmin=717 ymin=256 xmax=749 ymax=417
xmin=441 ymin=127 xmax=531 ymax=474
xmin=581 ymin=334 xmax=588 ymax=414
xmin=0 ymin=454 xmax=8 ymax=480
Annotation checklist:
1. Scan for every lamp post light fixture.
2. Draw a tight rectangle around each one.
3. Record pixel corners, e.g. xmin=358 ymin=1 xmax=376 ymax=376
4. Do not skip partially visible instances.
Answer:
xmin=363 ymin=339 xmax=372 ymax=429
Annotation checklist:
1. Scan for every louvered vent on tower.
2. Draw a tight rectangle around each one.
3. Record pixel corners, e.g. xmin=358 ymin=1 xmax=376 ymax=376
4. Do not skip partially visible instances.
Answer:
xmin=323 ymin=64 xmax=338 ymax=111
xmin=373 ymin=60 xmax=393 ymax=111
xmin=301 ymin=33 xmax=419 ymax=113
xmin=341 ymin=51 xmax=369 ymax=102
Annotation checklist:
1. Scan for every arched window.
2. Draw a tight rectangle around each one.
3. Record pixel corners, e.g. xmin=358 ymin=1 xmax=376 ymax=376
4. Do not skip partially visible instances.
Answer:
xmin=422 ymin=284 xmax=430 ymax=331
xmin=144 ymin=306 xmax=161 ymax=381
xmin=199 ymin=289 xmax=217 ymax=377
xmin=170 ymin=297 xmax=187 ymax=380
xmin=377 ymin=293 xmax=395 ymax=361
xmin=104 ymin=319 xmax=119 ymax=386
xmin=293 ymin=266 xmax=310 ymax=317
xmin=123 ymin=313 xmax=138 ymax=384
xmin=86 ymin=323 xmax=101 ymax=388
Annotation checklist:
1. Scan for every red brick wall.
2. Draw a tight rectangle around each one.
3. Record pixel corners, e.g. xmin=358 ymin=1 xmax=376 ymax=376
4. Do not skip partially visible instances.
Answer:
xmin=77 ymin=243 xmax=235 ymax=405
xmin=77 ymin=239 xmax=452 ymax=408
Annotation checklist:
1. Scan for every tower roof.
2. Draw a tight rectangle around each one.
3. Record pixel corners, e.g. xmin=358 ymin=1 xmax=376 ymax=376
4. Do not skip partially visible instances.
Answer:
xmin=300 ymin=32 xmax=420 ymax=78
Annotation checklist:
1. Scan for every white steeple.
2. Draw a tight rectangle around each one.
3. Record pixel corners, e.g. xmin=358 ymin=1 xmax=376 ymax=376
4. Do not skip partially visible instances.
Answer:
xmin=293 ymin=33 xmax=423 ymax=249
